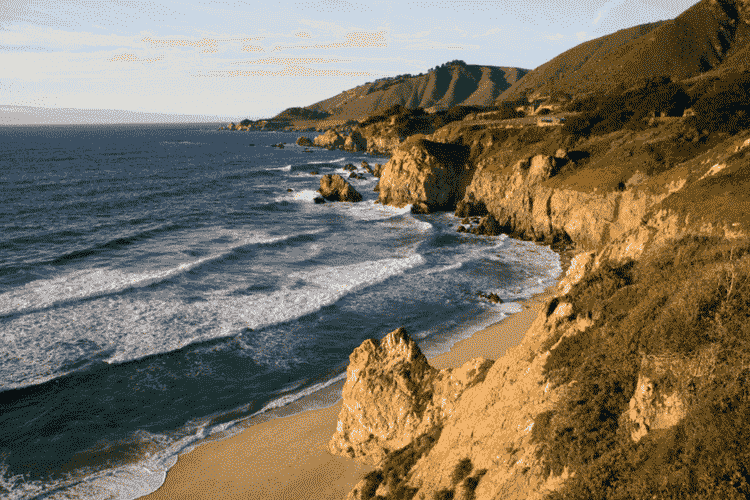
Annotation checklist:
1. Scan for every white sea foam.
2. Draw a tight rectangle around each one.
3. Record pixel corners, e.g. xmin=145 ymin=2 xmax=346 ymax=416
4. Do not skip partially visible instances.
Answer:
xmin=0 ymin=231 xmax=309 ymax=317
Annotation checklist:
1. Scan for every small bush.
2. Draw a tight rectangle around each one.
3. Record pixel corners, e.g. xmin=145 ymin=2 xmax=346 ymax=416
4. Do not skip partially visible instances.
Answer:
xmin=432 ymin=488 xmax=454 ymax=500
xmin=450 ymin=458 xmax=473 ymax=485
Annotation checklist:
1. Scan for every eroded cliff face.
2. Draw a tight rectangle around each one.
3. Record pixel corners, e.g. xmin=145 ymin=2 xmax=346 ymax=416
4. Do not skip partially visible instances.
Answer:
xmin=332 ymin=255 xmax=597 ymax=500
xmin=330 ymin=327 xmax=493 ymax=465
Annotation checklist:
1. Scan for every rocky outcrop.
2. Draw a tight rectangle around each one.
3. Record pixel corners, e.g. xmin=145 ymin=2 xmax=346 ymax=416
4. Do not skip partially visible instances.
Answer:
xmin=341 ymin=261 xmax=595 ymax=500
xmin=313 ymin=130 xmax=346 ymax=149
xmin=626 ymin=346 xmax=718 ymax=442
xmin=319 ymin=174 xmax=363 ymax=202
xmin=344 ymin=130 xmax=368 ymax=152
xmin=460 ymin=157 xmax=672 ymax=251
xmin=296 ymin=136 xmax=314 ymax=147
xmin=376 ymin=138 xmax=470 ymax=213
xmin=330 ymin=327 xmax=493 ymax=465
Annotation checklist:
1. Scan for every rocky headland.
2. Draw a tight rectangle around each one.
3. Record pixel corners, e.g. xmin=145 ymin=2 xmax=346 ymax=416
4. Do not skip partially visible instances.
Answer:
xmin=317 ymin=66 xmax=750 ymax=500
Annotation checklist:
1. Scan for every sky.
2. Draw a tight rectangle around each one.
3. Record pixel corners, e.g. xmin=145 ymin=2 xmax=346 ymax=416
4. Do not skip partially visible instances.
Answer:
xmin=0 ymin=0 xmax=699 ymax=124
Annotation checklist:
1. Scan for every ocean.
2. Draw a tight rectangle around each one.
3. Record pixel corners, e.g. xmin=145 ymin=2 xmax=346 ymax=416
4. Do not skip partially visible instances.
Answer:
xmin=0 ymin=124 xmax=562 ymax=499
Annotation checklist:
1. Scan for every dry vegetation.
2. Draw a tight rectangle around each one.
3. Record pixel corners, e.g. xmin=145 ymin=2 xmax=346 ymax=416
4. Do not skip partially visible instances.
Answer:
xmin=533 ymin=235 xmax=750 ymax=500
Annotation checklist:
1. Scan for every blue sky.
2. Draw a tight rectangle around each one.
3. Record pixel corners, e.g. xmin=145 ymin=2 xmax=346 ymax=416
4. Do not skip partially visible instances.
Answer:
xmin=0 ymin=0 xmax=698 ymax=123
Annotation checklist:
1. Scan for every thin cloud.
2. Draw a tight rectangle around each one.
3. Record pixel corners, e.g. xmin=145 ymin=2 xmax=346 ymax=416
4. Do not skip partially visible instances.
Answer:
xmin=109 ymin=53 xmax=164 ymax=63
xmin=233 ymin=57 xmax=353 ymax=65
xmin=576 ymin=31 xmax=590 ymax=41
xmin=270 ymin=31 xmax=387 ymax=51
xmin=544 ymin=33 xmax=564 ymax=41
xmin=197 ymin=66 xmax=372 ymax=77
xmin=592 ymin=10 xmax=603 ymax=24
xmin=142 ymin=36 xmax=265 ymax=53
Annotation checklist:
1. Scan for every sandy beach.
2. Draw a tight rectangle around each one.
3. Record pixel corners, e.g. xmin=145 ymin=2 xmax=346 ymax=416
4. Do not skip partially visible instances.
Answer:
xmin=139 ymin=253 xmax=568 ymax=500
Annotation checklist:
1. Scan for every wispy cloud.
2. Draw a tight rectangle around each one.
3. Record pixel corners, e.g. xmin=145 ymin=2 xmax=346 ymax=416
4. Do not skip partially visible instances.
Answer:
xmin=473 ymin=27 xmax=502 ymax=38
xmin=269 ymin=31 xmax=387 ymax=51
xmin=544 ymin=33 xmax=564 ymax=41
xmin=196 ymin=66 xmax=372 ymax=77
xmin=592 ymin=10 xmax=603 ymax=25
xmin=576 ymin=31 xmax=590 ymax=42
xmin=109 ymin=53 xmax=165 ymax=63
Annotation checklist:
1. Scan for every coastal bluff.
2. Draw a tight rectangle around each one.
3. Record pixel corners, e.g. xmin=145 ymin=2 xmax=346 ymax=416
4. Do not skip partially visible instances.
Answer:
xmin=326 ymin=110 xmax=750 ymax=498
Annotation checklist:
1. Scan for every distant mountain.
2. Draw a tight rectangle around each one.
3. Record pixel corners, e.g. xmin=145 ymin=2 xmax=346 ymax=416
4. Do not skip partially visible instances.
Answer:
xmin=302 ymin=62 xmax=530 ymax=120
xmin=498 ymin=0 xmax=750 ymax=101
xmin=271 ymin=107 xmax=330 ymax=121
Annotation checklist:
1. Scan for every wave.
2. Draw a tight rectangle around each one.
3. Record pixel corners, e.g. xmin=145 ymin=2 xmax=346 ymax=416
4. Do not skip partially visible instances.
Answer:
xmin=0 ymin=232 xmax=317 ymax=318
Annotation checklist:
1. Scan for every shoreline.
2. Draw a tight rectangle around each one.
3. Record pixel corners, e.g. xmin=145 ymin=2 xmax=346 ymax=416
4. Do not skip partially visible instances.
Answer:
xmin=138 ymin=245 xmax=573 ymax=500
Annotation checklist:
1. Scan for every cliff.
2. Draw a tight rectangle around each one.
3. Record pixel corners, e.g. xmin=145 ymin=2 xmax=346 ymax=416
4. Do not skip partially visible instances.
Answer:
xmin=329 ymin=104 xmax=750 ymax=499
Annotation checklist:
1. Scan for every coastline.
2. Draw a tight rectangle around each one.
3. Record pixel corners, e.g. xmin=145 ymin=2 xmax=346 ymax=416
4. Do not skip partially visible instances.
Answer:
xmin=138 ymin=244 xmax=573 ymax=500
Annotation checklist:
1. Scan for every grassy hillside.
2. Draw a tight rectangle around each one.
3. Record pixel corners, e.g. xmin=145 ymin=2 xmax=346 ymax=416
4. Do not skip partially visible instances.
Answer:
xmin=302 ymin=61 xmax=529 ymax=120
xmin=499 ymin=0 xmax=750 ymax=102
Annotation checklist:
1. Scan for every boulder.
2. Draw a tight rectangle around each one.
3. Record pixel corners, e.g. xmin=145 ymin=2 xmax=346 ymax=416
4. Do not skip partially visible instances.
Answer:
xmin=296 ymin=136 xmax=314 ymax=147
xmin=344 ymin=130 xmax=368 ymax=152
xmin=554 ymin=148 xmax=568 ymax=160
xmin=329 ymin=327 xmax=493 ymax=464
xmin=314 ymin=130 xmax=346 ymax=149
xmin=361 ymin=161 xmax=373 ymax=174
xmin=313 ymin=196 xmax=326 ymax=204
xmin=377 ymin=138 xmax=470 ymax=213
xmin=455 ymin=193 xmax=488 ymax=217
xmin=319 ymin=174 xmax=363 ymax=202
xmin=474 ymin=214 xmax=503 ymax=236
xmin=527 ymin=154 xmax=557 ymax=185
xmin=373 ymin=164 xmax=384 ymax=177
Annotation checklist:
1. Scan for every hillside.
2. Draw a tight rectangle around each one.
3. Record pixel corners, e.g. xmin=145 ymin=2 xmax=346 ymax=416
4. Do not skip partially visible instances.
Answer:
xmin=303 ymin=62 xmax=529 ymax=120
xmin=499 ymin=0 xmax=750 ymax=101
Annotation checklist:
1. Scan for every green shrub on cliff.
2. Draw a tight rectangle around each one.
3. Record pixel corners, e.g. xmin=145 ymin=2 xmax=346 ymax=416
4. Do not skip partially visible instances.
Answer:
xmin=538 ymin=235 xmax=750 ymax=500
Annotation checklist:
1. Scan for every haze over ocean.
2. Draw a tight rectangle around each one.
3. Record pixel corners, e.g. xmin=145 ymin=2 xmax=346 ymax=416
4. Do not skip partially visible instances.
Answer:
xmin=0 ymin=125 xmax=561 ymax=499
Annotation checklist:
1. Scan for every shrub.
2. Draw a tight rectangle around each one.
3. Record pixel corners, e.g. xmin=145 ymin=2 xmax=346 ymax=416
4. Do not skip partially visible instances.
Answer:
xmin=432 ymin=489 xmax=454 ymax=500
xmin=450 ymin=458 xmax=473 ymax=485
xmin=685 ymin=70 xmax=750 ymax=134
xmin=538 ymin=235 xmax=750 ymax=500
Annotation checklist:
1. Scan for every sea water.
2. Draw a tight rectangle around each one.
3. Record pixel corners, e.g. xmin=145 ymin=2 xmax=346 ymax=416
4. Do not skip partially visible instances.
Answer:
xmin=0 ymin=124 xmax=562 ymax=499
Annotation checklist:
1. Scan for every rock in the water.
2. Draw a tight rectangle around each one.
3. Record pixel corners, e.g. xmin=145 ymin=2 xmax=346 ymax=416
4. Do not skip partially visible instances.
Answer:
xmin=329 ymin=327 xmax=493 ymax=464
xmin=344 ymin=163 xmax=357 ymax=171
xmin=309 ymin=171 xmax=319 ymax=175
xmin=455 ymin=193 xmax=488 ymax=217
xmin=313 ymin=130 xmax=345 ymax=149
xmin=344 ymin=130 xmax=367 ymax=152
xmin=319 ymin=174 xmax=363 ymax=202
xmin=478 ymin=291 xmax=503 ymax=304
xmin=373 ymin=179 xmax=380 ymax=192
xmin=411 ymin=201 xmax=431 ymax=214
xmin=554 ymin=147 xmax=568 ymax=160
xmin=373 ymin=164 xmax=383 ymax=177
xmin=296 ymin=136 xmax=314 ymax=147
xmin=475 ymin=214 xmax=503 ymax=236
xmin=313 ymin=196 xmax=326 ymax=204
xmin=377 ymin=138 xmax=470 ymax=212
xmin=361 ymin=161 xmax=373 ymax=174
